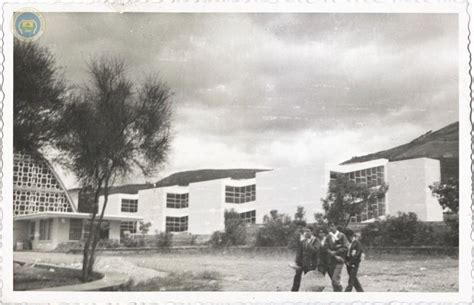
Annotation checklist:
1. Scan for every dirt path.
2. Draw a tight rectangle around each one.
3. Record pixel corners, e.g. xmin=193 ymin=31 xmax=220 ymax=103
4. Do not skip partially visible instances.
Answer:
xmin=14 ymin=252 xmax=167 ymax=286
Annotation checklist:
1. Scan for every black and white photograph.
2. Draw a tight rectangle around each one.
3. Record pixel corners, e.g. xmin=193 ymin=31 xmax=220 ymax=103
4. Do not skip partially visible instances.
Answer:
xmin=1 ymin=1 xmax=472 ymax=303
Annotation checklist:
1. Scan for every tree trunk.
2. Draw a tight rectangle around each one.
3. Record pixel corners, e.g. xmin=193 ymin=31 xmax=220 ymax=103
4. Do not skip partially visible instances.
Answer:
xmin=81 ymin=173 xmax=112 ymax=282
xmin=81 ymin=179 xmax=103 ymax=282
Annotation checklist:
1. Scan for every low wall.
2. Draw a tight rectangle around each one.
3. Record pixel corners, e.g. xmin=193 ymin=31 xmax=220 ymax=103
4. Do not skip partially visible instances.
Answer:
xmin=68 ymin=245 xmax=458 ymax=256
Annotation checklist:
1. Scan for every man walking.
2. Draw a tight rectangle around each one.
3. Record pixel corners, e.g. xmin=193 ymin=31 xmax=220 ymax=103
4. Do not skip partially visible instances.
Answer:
xmin=325 ymin=222 xmax=349 ymax=292
xmin=345 ymin=230 xmax=364 ymax=292
xmin=290 ymin=227 xmax=320 ymax=291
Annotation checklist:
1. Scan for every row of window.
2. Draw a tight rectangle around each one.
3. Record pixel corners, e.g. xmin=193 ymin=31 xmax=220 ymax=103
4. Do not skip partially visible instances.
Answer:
xmin=119 ymin=184 xmax=257 ymax=213
xmin=166 ymin=193 xmax=189 ymax=209
xmin=349 ymin=195 xmax=386 ymax=223
xmin=225 ymin=185 xmax=256 ymax=204
xmin=331 ymin=166 xmax=385 ymax=188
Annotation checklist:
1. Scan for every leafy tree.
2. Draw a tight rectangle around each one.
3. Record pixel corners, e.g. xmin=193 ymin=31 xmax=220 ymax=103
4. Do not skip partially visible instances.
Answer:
xmin=14 ymin=39 xmax=67 ymax=152
xmin=54 ymin=58 xmax=172 ymax=281
xmin=321 ymin=173 xmax=388 ymax=228
xmin=429 ymin=178 xmax=459 ymax=214
xmin=223 ymin=209 xmax=247 ymax=246
xmin=313 ymin=212 xmax=326 ymax=225
xmin=293 ymin=206 xmax=306 ymax=227
xmin=256 ymin=209 xmax=300 ymax=249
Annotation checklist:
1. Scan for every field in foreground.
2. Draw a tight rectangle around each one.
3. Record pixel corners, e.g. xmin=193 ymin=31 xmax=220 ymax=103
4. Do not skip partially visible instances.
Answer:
xmin=14 ymin=249 xmax=458 ymax=292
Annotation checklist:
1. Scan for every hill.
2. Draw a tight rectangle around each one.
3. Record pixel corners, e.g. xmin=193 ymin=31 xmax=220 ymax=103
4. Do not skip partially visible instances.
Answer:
xmin=342 ymin=122 xmax=458 ymax=182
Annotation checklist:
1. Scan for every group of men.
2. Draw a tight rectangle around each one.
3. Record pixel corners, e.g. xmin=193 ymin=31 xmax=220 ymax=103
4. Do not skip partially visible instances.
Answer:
xmin=290 ymin=222 xmax=364 ymax=292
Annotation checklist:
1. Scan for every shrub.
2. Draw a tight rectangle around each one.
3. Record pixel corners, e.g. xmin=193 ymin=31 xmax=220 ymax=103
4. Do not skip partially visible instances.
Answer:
xmin=255 ymin=210 xmax=297 ymax=248
xmin=222 ymin=210 xmax=247 ymax=246
xmin=208 ymin=210 xmax=247 ymax=247
xmin=122 ymin=237 xmax=140 ymax=248
xmin=98 ymin=239 xmax=121 ymax=249
xmin=209 ymin=231 xmax=225 ymax=247
xmin=361 ymin=212 xmax=457 ymax=248
xmin=443 ymin=215 xmax=459 ymax=247
xmin=155 ymin=232 xmax=173 ymax=248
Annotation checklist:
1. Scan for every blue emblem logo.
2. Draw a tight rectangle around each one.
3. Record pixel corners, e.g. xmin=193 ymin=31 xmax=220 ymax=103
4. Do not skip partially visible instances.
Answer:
xmin=14 ymin=11 xmax=43 ymax=41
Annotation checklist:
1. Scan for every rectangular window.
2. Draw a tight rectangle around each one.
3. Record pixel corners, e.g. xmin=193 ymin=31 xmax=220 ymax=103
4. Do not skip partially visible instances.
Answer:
xmin=166 ymin=193 xmax=189 ymax=209
xmin=225 ymin=184 xmax=256 ymax=204
xmin=120 ymin=221 xmax=137 ymax=238
xmin=69 ymin=219 xmax=83 ymax=241
xmin=39 ymin=219 xmax=53 ymax=240
xmin=239 ymin=210 xmax=256 ymax=224
xmin=165 ymin=216 xmax=188 ymax=232
xmin=121 ymin=198 xmax=138 ymax=213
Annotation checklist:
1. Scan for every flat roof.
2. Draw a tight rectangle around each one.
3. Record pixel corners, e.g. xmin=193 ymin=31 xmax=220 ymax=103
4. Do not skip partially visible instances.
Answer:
xmin=14 ymin=212 xmax=143 ymax=221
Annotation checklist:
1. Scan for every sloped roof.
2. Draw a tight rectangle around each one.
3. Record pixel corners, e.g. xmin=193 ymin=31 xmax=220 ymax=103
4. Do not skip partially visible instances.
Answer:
xmin=155 ymin=168 xmax=270 ymax=187
xmin=69 ymin=168 xmax=270 ymax=194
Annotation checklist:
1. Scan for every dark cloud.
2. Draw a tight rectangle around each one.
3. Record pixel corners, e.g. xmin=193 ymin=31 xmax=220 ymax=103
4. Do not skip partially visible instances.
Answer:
xmin=39 ymin=13 xmax=458 ymax=189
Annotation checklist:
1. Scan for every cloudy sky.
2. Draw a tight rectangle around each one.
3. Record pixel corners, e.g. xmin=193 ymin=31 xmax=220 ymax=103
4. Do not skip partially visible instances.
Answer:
xmin=37 ymin=13 xmax=458 ymax=192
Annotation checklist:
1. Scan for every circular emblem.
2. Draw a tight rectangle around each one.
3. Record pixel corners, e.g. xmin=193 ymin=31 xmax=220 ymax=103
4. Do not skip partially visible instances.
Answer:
xmin=13 ymin=10 xmax=44 ymax=41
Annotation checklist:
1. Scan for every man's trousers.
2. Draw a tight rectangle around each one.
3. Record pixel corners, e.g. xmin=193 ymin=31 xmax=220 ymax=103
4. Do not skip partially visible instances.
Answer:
xmin=345 ymin=263 xmax=363 ymax=292
xmin=327 ymin=263 xmax=344 ymax=292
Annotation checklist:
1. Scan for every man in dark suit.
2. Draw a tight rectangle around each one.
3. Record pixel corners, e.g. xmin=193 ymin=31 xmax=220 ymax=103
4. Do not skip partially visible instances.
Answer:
xmin=291 ymin=227 xmax=320 ymax=291
xmin=324 ymin=222 xmax=349 ymax=292
xmin=345 ymin=230 xmax=364 ymax=292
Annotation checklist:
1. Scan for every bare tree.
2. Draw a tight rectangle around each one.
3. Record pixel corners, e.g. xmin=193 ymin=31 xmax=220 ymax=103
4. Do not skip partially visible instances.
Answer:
xmin=54 ymin=58 xmax=173 ymax=281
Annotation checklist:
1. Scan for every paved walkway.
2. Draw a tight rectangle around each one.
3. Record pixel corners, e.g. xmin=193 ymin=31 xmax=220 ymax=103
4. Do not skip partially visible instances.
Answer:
xmin=14 ymin=252 xmax=167 ymax=291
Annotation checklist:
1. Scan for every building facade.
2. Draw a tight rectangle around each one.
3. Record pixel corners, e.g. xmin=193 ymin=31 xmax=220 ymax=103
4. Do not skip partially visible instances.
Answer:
xmin=329 ymin=157 xmax=444 ymax=223
xmin=68 ymin=167 xmax=324 ymax=237
xmin=14 ymin=151 xmax=445 ymax=251
xmin=13 ymin=152 xmax=142 ymax=251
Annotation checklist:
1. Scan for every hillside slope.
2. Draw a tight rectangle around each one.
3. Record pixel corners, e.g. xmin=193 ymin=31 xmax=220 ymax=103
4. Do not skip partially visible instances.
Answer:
xmin=343 ymin=122 xmax=458 ymax=181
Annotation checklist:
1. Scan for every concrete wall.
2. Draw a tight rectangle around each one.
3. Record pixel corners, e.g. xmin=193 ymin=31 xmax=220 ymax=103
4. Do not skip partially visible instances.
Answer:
xmin=188 ymin=179 xmax=225 ymax=234
xmin=109 ymin=220 xmax=122 ymax=240
xmin=13 ymin=220 xmax=29 ymax=249
xmin=256 ymin=166 xmax=324 ymax=223
xmin=138 ymin=187 xmax=165 ymax=233
xmin=98 ymin=193 xmax=139 ymax=216
xmin=386 ymin=158 xmax=443 ymax=221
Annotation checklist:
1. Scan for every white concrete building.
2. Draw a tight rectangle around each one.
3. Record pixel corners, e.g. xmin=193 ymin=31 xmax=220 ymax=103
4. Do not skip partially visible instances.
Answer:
xmin=13 ymin=152 xmax=141 ymax=251
xmin=329 ymin=157 xmax=444 ymax=223
xmin=67 ymin=167 xmax=325 ymax=236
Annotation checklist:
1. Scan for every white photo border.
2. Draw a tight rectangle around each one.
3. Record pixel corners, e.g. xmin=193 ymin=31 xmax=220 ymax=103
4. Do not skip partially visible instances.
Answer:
xmin=0 ymin=0 xmax=472 ymax=304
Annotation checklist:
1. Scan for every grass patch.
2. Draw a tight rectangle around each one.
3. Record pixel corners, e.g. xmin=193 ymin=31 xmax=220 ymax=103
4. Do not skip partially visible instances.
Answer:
xmin=124 ymin=270 xmax=221 ymax=291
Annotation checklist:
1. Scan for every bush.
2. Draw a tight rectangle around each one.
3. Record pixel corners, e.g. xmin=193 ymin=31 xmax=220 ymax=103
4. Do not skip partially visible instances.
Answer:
xmin=223 ymin=210 xmax=247 ymax=245
xmin=155 ymin=232 xmax=173 ymax=248
xmin=209 ymin=210 xmax=247 ymax=247
xmin=255 ymin=210 xmax=298 ymax=248
xmin=443 ymin=216 xmax=459 ymax=247
xmin=361 ymin=212 xmax=458 ymax=248
xmin=122 ymin=236 xmax=140 ymax=248
xmin=209 ymin=231 xmax=225 ymax=247
xmin=98 ymin=239 xmax=121 ymax=249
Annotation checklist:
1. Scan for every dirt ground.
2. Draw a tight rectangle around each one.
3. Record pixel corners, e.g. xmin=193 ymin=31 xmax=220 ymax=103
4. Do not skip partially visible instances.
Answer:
xmin=14 ymin=250 xmax=458 ymax=292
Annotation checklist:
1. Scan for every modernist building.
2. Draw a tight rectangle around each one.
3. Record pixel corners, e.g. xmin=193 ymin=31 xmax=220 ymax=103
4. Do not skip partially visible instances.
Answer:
xmin=329 ymin=157 xmax=444 ymax=223
xmin=13 ymin=151 xmax=141 ymax=251
xmin=13 ymin=152 xmax=446 ymax=251
xmin=68 ymin=167 xmax=323 ymax=237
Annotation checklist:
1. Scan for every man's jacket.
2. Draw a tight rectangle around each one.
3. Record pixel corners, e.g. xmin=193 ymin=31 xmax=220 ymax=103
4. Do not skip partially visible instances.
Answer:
xmin=346 ymin=239 xmax=364 ymax=265
xmin=295 ymin=237 xmax=321 ymax=273
xmin=324 ymin=231 xmax=349 ymax=265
